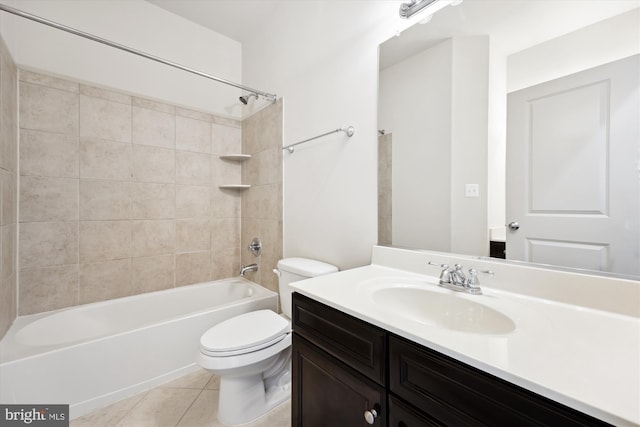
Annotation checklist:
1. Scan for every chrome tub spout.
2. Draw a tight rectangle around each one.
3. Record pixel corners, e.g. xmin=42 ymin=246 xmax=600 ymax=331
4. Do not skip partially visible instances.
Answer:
xmin=240 ymin=263 xmax=258 ymax=277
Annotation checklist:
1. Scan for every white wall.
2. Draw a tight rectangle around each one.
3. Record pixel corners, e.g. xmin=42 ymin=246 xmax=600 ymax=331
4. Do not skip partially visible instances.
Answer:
xmin=378 ymin=36 xmax=490 ymax=256
xmin=508 ymin=8 xmax=640 ymax=92
xmin=487 ymin=44 xmax=507 ymax=240
xmin=242 ymin=2 xmax=414 ymax=270
xmin=379 ymin=40 xmax=452 ymax=252
xmin=450 ymin=36 xmax=489 ymax=256
xmin=0 ymin=0 xmax=243 ymax=118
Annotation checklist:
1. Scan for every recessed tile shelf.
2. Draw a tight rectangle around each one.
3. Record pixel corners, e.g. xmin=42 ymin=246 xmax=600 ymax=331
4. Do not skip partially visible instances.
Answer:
xmin=218 ymin=154 xmax=251 ymax=190
xmin=218 ymin=185 xmax=251 ymax=191
xmin=219 ymin=154 xmax=251 ymax=162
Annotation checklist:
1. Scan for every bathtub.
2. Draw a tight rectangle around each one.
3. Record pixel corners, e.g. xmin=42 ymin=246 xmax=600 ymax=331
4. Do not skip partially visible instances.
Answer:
xmin=0 ymin=278 xmax=277 ymax=419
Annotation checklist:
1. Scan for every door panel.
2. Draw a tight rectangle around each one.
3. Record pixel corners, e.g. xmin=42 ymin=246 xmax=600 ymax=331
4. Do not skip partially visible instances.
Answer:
xmin=506 ymin=55 xmax=639 ymax=276
xmin=527 ymin=239 xmax=608 ymax=271
xmin=529 ymin=81 xmax=608 ymax=214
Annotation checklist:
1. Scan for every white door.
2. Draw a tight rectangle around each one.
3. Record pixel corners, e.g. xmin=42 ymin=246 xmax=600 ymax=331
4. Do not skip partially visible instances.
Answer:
xmin=506 ymin=55 xmax=639 ymax=276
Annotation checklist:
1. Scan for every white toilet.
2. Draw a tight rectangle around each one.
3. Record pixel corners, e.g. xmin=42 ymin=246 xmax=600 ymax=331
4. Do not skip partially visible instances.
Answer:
xmin=197 ymin=258 xmax=338 ymax=426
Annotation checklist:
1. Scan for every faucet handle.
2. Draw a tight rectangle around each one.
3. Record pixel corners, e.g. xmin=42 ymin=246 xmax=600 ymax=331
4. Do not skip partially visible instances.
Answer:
xmin=427 ymin=261 xmax=447 ymax=268
xmin=428 ymin=262 xmax=454 ymax=284
xmin=427 ymin=261 xmax=453 ymax=271
xmin=428 ymin=262 xmax=468 ymax=285
xmin=465 ymin=268 xmax=482 ymax=294
xmin=467 ymin=268 xmax=479 ymax=285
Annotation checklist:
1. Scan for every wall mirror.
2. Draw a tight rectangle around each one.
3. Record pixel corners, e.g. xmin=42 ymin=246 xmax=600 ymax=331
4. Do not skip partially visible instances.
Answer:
xmin=378 ymin=0 xmax=639 ymax=279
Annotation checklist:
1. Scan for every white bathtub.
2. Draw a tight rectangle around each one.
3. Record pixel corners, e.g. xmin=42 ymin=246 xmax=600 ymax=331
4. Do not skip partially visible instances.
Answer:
xmin=0 ymin=278 xmax=277 ymax=419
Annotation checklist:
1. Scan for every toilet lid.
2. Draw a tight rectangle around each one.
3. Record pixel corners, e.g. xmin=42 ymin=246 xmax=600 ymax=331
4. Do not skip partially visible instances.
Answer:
xmin=200 ymin=310 xmax=290 ymax=355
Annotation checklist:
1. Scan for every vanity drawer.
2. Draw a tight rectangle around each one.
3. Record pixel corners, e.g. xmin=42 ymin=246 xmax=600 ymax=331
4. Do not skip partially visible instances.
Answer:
xmin=389 ymin=395 xmax=447 ymax=427
xmin=389 ymin=335 xmax=612 ymax=427
xmin=292 ymin=292 xmax=386 ymax=385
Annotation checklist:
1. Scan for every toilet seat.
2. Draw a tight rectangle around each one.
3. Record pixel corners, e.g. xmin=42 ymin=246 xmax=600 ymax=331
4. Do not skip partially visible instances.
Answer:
xmin=200 ymin=310 xmax=290 ymax=357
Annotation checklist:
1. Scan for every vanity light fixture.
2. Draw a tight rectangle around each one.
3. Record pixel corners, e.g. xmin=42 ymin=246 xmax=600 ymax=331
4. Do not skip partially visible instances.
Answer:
xmin=399 ymin=0 xmax=462 ymax=20
xmin=400 ymin=0 xmax=439 ymax=19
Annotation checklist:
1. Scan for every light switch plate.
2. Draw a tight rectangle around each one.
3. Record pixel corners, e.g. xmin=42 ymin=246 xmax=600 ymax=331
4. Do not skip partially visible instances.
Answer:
xmin=465 ymin=184 xmax=479 ymax=197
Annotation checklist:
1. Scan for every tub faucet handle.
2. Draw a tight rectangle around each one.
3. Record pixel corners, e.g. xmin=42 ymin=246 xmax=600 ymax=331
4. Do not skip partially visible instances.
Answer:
xmin=248 ymin=237 xmax=262 ymax=257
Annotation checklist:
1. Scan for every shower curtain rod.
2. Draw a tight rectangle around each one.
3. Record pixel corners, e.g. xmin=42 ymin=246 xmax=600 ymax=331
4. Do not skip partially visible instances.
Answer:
xmin=0 ymin=3 xmax=277 ymax=103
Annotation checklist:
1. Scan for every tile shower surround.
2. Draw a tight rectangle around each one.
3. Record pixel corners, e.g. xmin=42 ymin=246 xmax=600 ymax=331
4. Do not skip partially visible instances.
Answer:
xmin=241 ymin=101 xmax=283 ymax=294
xmin=16 ymin=70 xmax=283 ymax=316
xmin=0 ymin=35 xmax=18 ymax=338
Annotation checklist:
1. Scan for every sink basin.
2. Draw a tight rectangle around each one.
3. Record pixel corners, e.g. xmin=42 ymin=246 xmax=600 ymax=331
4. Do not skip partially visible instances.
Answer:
xmin=370 ymin=285 xmax=516 ymax=335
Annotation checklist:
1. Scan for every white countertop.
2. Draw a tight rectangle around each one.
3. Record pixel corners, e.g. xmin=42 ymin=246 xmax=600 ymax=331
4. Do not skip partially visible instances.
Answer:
xmin=290 ymin=263 xmax=640 ymax=426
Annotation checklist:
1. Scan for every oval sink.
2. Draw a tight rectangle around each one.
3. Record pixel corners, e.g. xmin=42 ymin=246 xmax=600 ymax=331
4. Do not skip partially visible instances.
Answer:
xmin=371 ymin=286 xmax=516 ymax=335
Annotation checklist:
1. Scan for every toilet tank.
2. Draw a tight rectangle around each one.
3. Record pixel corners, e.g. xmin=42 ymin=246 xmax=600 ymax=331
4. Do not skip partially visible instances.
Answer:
xmin=276 ymin=258 xmax=338 ymax=318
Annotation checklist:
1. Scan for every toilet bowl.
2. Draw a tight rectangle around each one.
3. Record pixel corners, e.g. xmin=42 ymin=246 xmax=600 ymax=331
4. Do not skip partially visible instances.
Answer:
xmin=197 ymin=257 xmax=338 ymax=426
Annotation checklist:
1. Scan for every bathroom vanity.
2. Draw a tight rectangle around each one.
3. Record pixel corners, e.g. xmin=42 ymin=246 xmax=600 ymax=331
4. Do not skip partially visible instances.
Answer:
xmin=290 ymin=246 xmax=640 ymax=426
xmin=292 ymin=293 xmax=608 ymax=426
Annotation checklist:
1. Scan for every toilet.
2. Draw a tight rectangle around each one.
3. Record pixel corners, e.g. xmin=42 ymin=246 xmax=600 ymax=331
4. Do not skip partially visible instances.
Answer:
xmin=198 ymin=257 xmax=338 ymax=426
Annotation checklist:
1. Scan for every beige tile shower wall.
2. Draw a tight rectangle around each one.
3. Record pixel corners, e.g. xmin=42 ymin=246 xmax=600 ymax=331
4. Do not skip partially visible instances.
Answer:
xmin=378 ymin=133 xmax=392 ymax=246
xmin=18 ymin=70 xmax=243 ymax=315
xmin=241 ymin=100 xmax=283 ymax=294
xmin=0 ymin=35 xmax=18 ymax=338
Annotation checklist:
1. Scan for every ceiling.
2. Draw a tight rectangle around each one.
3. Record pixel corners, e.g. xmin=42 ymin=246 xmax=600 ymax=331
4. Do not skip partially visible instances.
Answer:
xmin=146 ymin=0 xmax=282 ymax=43
xmin=147 ymin=0 xmax=639 ymax=68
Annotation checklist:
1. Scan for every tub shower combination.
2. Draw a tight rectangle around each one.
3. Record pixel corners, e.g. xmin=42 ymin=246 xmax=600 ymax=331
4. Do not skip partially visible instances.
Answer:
xmin=0 ymin=4 xmax=283 ymax=421
xmin=0 ymin=279 xmax=277 ymax=419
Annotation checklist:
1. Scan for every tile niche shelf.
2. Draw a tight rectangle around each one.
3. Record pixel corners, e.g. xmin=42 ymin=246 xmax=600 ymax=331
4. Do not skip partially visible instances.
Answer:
xmin=218 ymin=154 xmax=251 ymax=190
xmin=218 ymin=184 xmax=250 ymax=191
xmin=219 ymin=154 xmax=251 ymax=162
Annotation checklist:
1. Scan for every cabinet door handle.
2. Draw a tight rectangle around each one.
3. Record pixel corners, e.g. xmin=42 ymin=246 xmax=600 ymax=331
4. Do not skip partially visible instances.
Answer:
xmin=364 ymin=409 xmax=378 ymax=424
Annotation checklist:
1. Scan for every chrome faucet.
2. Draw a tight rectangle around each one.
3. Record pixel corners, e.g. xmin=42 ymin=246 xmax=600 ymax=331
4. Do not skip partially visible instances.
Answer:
xmin=428 ymin=262 xmax=490 ymax=295
xmin=449 ymin=264 xmax=467 ymax=286
xmin=240 ymin=263 xmax=258 ymax=277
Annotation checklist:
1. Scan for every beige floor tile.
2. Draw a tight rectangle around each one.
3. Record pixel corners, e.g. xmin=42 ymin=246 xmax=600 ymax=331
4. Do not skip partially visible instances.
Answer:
xmin=178 ymin=391 xmax=291 ymax=427
xmin=70 ymin=391 xmax=147 ymax=427
xmin=161 ymin=368 xmax=213 ymax=390
xmin=204 ymin=375 xmax=220 ymax=390
xmin=70 ymin=370 xmax=290 ymax=427
xmin=245 ymin=400 xmax=291 ymax=427
xmin=116 ymin=388 xmax=200 ymax=427
xmin=176 ymin=389 xmax=218 ymax=427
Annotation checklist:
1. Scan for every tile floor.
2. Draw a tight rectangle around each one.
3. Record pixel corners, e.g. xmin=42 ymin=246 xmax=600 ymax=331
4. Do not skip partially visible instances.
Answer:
xmin=70 ymin=369 xmax=291 ymax=427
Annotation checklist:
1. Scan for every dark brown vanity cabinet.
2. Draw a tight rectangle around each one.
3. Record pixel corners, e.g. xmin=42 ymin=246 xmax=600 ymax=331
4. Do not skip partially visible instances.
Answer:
xmin=292 ymin=292 xmax=387 ymax=426
xmin=389 ymin=335 xmax=611 ymax=427
xmin=292 ymin=292 xmax=612 ymax=427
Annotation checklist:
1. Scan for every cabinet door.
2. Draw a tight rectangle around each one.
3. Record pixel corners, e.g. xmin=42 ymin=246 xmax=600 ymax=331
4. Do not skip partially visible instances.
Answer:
xmin=292 ymin=334 xmax=387 ymax=427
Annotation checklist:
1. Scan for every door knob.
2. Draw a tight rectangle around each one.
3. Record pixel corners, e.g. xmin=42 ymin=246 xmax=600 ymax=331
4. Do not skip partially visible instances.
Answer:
xmin=364 ymin=409 xmax=378 ymax=424
xmin=508 ymin=221 xmax=520 ymax=231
